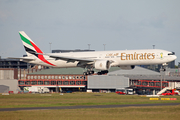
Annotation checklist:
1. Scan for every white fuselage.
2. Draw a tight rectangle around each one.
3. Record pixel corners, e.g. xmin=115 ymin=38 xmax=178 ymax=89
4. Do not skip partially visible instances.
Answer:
xmin=28 ymin=49 xmax=177 ymax=68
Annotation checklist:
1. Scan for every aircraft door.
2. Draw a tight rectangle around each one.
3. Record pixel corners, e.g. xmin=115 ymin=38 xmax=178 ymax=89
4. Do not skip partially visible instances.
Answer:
xmin=99 ymin=54 xmax=103 ymax=58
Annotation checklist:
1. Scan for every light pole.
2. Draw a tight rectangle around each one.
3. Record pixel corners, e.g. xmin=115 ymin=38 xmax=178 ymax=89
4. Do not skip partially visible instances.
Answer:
xmin=49 ymin=42 xmax=52 ymax=53
xmin=88 ymin=44 xmax=91 ymax=50
xmin=103 ymin=44 xmax=106 ymax=51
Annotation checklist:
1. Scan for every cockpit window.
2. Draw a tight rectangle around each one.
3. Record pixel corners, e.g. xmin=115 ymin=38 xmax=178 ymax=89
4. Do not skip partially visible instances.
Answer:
xmin=168 ymin=52 xmax=175 ymax=55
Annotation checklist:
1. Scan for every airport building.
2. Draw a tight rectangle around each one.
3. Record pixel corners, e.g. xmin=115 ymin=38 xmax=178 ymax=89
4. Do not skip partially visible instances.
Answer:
xmin=0 ymin=68 xmax=19 ymax=93
xmin=1 ymin=65 xmax=180 ymax=94
xmin=0 ymin=57 xmax=30 ymax=69
xmin=16 ymin=66 xmax=180 ymax=94
xmin=0 ymin=55 xmax=37 ymax=69
xmin=141 ymin=60 xmax=176 ymax=72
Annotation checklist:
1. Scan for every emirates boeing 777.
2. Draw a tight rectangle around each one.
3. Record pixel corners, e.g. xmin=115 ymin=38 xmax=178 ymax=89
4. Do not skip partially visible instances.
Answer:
xmin=8 ymin=31 xmax=177 ymax=75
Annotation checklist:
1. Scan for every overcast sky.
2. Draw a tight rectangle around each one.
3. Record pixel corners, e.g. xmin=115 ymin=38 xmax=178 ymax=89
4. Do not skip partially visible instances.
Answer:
xmin=0 ymin=0 xmax=180 ymax=65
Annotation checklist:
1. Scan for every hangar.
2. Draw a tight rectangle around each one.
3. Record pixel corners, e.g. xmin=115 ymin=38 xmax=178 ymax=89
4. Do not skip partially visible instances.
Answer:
xmin=0 ymin=68 xmax=19 ymax=93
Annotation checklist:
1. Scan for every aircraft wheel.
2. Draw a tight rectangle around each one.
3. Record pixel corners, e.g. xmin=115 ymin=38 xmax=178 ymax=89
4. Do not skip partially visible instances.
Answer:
xmin=97 ymin=72 xmax=102 ymax=75
xmin=87 ymin=71 xmax=90 ymax=75
xmin=83 ymin=72 xmax=87 ymax=76
xmin=89 ymin=71 xmax=94 ymax=75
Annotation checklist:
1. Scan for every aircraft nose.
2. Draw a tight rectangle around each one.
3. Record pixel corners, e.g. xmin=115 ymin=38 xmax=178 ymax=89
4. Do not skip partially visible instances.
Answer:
xmin=173 ymin=55 xmax=177 ymax=60
xmin=174 ymin=55 xmax=177 ymax=60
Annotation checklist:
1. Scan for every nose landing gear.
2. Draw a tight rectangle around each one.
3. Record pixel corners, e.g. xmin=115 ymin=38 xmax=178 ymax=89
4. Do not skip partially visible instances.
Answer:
xmin=161 ymin=63 xmax=168 ymax=71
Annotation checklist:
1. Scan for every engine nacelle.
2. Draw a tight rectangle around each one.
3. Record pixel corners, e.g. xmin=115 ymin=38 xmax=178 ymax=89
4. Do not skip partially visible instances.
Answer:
xmin=94 ymin=60 xmax=111 ymax=70
xmin=119 ymin=65 xmax=135 ymax=70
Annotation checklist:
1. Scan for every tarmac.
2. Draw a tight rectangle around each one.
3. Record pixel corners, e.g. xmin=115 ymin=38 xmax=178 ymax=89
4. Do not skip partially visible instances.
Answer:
xmin=0 ymin=103 xmax=179 ymax=111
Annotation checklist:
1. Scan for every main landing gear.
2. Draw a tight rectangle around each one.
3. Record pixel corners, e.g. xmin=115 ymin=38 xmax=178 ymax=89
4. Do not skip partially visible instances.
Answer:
xmin=83 ymin=70 xmax=109 ymax=76
xmin=83 ymin=70 xmax=94 ymax=76
xmin=97 ymin=70 xmax=109 ymax=75
xmin=82 ymin=66 xmax=109 ymax=76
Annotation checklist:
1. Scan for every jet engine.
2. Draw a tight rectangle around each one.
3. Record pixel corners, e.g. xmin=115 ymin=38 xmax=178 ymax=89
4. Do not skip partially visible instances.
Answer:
xmin=94 ymin=60 xmax=111 ymax=70
xmin=118 ymin=65 xmax=135 ymax=70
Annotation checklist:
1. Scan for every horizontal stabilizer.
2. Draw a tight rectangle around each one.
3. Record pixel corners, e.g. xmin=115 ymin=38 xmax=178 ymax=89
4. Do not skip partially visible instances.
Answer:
xmin=7 ymin=57 xmax=35 ymax=61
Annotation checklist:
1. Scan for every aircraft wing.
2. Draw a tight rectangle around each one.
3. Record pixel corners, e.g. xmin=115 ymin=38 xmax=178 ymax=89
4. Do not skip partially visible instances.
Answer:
xmin=47 ymin=54 xmax=95 ymax=63
xmin=7 ymin=57 xmax=35 ymax=61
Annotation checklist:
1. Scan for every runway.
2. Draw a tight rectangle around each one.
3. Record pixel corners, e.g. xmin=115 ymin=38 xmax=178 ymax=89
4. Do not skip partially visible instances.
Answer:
xmin=0 ymin=103 xmax=179 ymax=111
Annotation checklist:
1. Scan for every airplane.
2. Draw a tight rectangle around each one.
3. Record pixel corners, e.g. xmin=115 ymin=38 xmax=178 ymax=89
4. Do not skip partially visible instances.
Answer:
xmin=8 ymin=31 xmax=177 ymax=75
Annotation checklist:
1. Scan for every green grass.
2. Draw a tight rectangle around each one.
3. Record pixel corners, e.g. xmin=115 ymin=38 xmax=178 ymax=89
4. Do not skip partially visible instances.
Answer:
xmin=0 ymin=92 xmax=180 ymax=108
xmin=1 ymin=93 xmax=180 ymax=120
